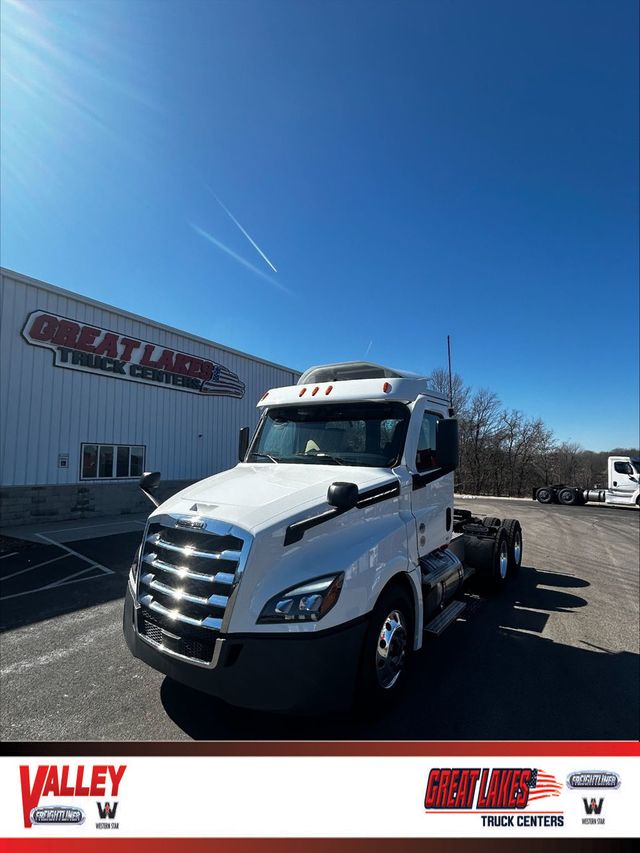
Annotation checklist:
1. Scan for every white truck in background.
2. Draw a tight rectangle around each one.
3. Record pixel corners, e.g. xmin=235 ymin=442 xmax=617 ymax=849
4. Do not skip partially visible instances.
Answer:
xmin=124 ymin=361 xmax=524 ymax=713
xmin=533 ymin=456 xmax=640 ymax=508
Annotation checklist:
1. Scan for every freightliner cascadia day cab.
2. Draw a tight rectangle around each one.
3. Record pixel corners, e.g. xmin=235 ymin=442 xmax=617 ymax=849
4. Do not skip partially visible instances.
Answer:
xmin=123 ymin=362 xmax=524 ymax=712
xmin=533 ymin=456 xmax=640 ymax=508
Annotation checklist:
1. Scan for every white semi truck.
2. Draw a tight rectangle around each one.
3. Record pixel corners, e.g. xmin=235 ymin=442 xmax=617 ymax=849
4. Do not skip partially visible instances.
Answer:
xmin=533 ymin=456 xmax=640 ymax=508
xmin=123 ymin=362 xmax=524 ymax=712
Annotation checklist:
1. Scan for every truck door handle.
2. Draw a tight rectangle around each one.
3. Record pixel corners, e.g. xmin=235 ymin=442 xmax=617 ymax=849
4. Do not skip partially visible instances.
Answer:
xmin=613 ymin=481 xmax=617 ymax=487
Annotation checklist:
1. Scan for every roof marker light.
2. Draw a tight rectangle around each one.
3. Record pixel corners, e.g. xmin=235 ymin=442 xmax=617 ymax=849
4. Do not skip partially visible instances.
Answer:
xmin=299 ymin=387 xmax=307 ymax=397
xmin=325 ymin=385 xmax=334 ymax=395
xmin=383 ymin=382 xmax=392 ymax=393
xmin=312 ymin=386 xmax=320 ymax=396
xmin=260 ymin=391 xmax=269 ymax=401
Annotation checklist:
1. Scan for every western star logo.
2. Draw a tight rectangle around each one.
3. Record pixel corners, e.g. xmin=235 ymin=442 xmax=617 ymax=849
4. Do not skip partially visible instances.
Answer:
xmin=22 ymin=310 xmax=245 ymax=398
xmin=20 ymin=764 xmax=126 ymax=828
xmin=97 ymin=801 xmax=118 ymax=820
xmin=583 ymin=797 xmax=604 ymax=815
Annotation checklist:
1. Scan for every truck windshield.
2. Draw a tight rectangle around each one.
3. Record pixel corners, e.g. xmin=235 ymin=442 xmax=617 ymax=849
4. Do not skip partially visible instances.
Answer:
xmin=247 ymin=402 xmax=410 ymax=467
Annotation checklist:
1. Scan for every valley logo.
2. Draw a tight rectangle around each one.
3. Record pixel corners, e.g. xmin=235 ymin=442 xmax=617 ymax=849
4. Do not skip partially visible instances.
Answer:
xmin=22 ymin=310 xmax=246 ymax=398
xmin=424 ymin=767 xmax=564 ymax=828
xmin=19 ymin=764 xmax=126 ymax=829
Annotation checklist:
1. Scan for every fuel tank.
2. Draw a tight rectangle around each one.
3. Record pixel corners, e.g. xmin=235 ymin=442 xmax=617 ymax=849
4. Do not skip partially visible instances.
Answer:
xmin=420 ymin=548 xmax=464 ymax=622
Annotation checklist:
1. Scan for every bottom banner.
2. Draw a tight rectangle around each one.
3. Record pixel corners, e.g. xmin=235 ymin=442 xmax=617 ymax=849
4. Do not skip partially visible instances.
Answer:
xmin=1 ymin=752 xmax=638 ymax=838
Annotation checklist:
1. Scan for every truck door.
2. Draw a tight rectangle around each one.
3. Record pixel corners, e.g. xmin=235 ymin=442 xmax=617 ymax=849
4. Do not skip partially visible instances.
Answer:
xmin=609 ymin=458 xmax=638 ymax=502
xmin=407 ymin=403 xmax=453 ymax=556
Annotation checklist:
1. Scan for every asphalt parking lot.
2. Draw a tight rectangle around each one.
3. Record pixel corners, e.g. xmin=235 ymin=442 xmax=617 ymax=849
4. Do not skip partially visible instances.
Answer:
xmin=0 ymin=499 xmax=638 ymax=741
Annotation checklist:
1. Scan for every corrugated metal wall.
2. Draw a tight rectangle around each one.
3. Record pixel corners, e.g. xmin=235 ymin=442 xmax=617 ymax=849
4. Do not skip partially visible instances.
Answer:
xmin=0 ymin=269 xmax=299 ymax=487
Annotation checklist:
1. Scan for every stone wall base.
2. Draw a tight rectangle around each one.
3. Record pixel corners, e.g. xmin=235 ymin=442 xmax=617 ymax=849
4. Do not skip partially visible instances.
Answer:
xmin=0 ymin=480 xmax=195 ymax=527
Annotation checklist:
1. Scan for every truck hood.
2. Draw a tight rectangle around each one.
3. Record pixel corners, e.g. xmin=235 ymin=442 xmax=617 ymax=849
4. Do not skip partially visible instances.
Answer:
xmin=154 ymin=463 xmax=397 ymax=533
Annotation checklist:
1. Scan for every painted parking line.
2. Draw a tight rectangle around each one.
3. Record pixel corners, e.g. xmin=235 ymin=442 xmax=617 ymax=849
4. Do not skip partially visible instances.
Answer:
xmin=0 ymin=565 xmax=102 ymax=601
xmin=1 ymin=553 xmax=68 ymax=581
xmin=0 ymin=562 xmax=112 ymax=601
xmin=0 ymin=552 xmax=18 ymax=561
xmin=36 ymin=532 xmax=114 ymax=575
xmin=42 ymin=564 xmax=106 ymax=590
xmin=36 ymin=518 xmax=147 ymax=536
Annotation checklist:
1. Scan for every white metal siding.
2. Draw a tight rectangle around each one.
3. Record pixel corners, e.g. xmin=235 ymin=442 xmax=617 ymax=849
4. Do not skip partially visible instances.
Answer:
xmin=0 ymin=269 xmax=299 ymax=487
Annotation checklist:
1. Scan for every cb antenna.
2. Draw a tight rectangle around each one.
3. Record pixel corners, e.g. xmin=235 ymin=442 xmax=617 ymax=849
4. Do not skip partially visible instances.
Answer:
xmin=447 ymin=335 xmax=454 ymax=417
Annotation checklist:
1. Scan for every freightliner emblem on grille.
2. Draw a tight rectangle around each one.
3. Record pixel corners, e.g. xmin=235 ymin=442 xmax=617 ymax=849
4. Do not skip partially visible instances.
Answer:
xmin=176 ymin=518 xmax=206 ymax=529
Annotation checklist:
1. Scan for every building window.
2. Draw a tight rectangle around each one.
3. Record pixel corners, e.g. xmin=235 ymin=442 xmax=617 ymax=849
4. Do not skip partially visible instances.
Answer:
xmin=81 ymin=444 xmax=145 ymax=479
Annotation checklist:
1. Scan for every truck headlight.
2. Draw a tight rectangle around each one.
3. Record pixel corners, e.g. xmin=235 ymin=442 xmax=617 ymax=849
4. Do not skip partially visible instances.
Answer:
xmin=128 ymin=545 xmax=142 ymax=591
xmin=258 ymin=573 xmax=344 ymax=624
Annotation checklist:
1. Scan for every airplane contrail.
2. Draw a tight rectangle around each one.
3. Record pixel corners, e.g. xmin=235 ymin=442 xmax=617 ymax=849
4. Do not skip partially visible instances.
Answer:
xmin=365 ymin=340 xmax=373 ymax=357
xmin=213 ymin=194 xmax=278 ymax=273
xmin=190 ymin=224 xmax=291 ymax=295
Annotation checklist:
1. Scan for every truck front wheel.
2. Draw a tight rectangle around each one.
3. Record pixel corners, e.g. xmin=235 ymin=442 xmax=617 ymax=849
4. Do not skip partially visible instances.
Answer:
xmin=357 ymin=584 xmax=414 ymax=703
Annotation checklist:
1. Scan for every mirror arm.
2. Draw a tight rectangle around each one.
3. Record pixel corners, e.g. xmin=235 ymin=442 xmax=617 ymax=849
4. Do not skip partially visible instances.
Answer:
xmin=141 ymin=489 xmax=161 ymax=508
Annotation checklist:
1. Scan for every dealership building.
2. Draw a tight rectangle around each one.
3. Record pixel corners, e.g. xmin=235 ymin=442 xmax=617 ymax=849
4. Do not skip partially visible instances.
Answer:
xmin=0 ymin=268 xmax=299 ymax=527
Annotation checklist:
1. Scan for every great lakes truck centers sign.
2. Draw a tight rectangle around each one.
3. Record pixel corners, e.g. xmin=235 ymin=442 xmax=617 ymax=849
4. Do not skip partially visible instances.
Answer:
xmin=22 ymin=310 xmax=246 ymax=398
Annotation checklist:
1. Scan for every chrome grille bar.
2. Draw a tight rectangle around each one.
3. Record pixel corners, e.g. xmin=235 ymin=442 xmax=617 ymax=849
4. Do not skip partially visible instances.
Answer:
xmin=142 ymin=553 xmax=235 ymax=586
xmin=140 ymin=573 xmax=229 ymax=609
xmin=146 ymin=533 xmax=241 ymax=562
xmin=139 ymin=594 xmax=223 ymax=630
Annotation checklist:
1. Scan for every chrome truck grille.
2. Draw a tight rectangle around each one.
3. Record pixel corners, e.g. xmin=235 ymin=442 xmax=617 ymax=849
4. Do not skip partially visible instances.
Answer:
xmin=134 ymin=517 xmax=252 ymax=667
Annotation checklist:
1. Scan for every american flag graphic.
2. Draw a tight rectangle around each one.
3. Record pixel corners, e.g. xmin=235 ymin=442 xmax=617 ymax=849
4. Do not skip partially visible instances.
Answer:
xmin=528 ymin=769 xmax=563 ymax=802
xmin=200 ymin=364 xmax=246 ymax=399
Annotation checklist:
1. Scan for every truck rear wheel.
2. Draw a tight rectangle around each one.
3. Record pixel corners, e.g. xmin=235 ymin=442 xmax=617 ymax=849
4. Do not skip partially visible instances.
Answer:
xmin=536 ymin=487 xmax=554 ymax=504
xmin=482 ymin=516 xmax=501 ymax=528
xmin=491 ymin=529 xmax=510 ymax=588
xmin=558 ymin=488 xmax=578 ymax=506
xmin=501 ymin=518 xmax=523 ymax=575
xmin=357 ymin=584 xmax=414 ymax=704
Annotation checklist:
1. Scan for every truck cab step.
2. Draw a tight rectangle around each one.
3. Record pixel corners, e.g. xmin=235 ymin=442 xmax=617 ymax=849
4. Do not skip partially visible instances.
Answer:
xmin=424 ymin=599 xmax=466 ymax=636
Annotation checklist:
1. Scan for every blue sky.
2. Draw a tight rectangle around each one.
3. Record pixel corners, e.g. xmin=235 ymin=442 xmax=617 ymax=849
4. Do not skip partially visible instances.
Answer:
xmin=1 ymin=0 xmax=638 ymax=450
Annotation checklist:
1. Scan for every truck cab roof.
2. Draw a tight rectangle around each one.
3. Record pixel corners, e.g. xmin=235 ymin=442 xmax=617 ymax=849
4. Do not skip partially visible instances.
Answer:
xmin=297 ymin=361 xmax=424 ymax=384
xmin=259 ymin=361 xmax=449 ymax=408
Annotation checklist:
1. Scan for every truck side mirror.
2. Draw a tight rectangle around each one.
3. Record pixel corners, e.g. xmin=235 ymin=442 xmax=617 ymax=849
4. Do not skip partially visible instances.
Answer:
xmin=327 ymin=481 xmax=359 ymax=510
xmin=139 ymin=471 xmax=161 ymax=508
xmin=436 ymin=418 xmax=459 ymax=470
xmin=238 ymin=426 xmax=250 ymax=461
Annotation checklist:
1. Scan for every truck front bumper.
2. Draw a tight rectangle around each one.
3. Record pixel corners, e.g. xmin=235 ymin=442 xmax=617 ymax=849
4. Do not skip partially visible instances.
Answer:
xmin=123 ymin=585 xmax=367 ymax=713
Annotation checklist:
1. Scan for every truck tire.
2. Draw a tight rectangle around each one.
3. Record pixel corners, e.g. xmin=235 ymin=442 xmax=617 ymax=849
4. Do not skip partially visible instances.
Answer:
xmin=501 ymin=518 xmax=523 ymax=575
xmin=536 ymin=487 xmax=554 ymax=504
xmin=357 ymin=584 xmax=414 ymax=705
xmin=482 ymin=516 xmax=501 ymax=528
xmin=462 ymin=527 xmax=510 ymax=589
xmin=558 ymin=487 xmax=578 ymax=506
xmin=491 ymin=529 xmax=510 ymax=588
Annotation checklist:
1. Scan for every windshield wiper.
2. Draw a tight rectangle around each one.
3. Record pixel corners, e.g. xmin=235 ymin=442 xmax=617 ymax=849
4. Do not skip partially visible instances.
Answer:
xmin=296 ymin=452 xmax=348 ymax=465
xmin=250 ymin=452 xmax=280 ymax=464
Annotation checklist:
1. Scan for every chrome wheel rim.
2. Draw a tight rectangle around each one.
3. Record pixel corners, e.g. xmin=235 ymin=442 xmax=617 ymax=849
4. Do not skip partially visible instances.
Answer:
xmin=499 ymin=539 xmax=509 ymax=579
xmin=375 ymin=609 xmax=407 ymax=689
xmin=514 ymin=531 xmax=522 ymax=564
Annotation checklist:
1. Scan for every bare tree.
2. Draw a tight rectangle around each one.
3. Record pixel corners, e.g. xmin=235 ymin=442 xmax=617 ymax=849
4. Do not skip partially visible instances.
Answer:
xmin=462 ymin=388 xmax=502 ymax=494
xmin=427 ymin=368 xmax=470 ymax=415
